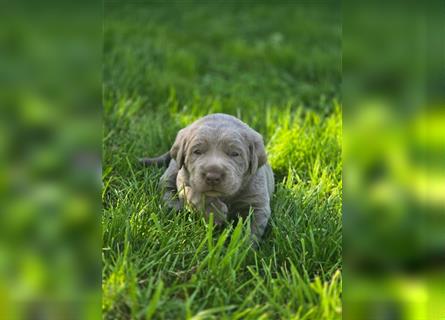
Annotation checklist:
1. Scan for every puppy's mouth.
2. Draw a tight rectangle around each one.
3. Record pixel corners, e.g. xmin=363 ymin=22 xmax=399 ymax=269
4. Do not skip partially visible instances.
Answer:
xmin=204 ymin=190 xmax=224 ymax=197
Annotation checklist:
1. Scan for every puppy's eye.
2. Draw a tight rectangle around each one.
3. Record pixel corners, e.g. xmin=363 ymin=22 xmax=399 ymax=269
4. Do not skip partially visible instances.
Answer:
xmin=230 ymin=151 xmax=240 ymax=157
xmin=193 ymin=150 xmax=202 ymax=155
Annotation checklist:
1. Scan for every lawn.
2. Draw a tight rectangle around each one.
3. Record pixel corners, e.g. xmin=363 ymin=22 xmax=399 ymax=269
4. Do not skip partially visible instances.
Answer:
xmin=103 ymin=1 xmax=342 ymax=319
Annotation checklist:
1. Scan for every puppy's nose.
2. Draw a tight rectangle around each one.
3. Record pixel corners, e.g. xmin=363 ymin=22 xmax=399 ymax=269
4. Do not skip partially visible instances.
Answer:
xmin=205 ymin=172 xmax=223 ymax=186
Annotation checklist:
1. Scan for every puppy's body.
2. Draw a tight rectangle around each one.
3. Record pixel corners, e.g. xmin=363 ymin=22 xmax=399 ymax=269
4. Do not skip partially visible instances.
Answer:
xmin=144 ymin=113 xmax=274 ymax=243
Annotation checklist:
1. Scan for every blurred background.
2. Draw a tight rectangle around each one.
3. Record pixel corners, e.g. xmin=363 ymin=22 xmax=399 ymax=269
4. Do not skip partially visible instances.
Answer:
xmin=0 ymin=1 xmax=101 ymax=319
xmin=0 ymin=0 xmax=444 ymax=319
xmin=343 ymin=1 xmax=445 ymax=319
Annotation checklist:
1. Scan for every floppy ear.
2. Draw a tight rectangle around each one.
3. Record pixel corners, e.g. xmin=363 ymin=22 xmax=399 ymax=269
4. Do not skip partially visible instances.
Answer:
xmin=170 ymin=128 xmax=189 ymax=168
xmin=248 ymin=131 xmax=267 ymax=174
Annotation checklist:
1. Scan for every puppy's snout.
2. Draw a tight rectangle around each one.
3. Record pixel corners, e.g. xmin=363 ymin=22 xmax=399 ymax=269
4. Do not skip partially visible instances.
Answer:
xmin=205 ymin=172 xmax=223 ymax=186
xmin=202 ymin=166 xmax=225 ymax=186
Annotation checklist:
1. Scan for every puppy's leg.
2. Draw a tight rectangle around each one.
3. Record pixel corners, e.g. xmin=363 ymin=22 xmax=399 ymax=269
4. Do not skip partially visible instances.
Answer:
xmin=183 ymin=186 xmax=204 ymax=210
xmin=160 ymin=160 xmax=183 ymax=210
xmin=176 ymin=168 xmax=204 ymax=211
xmin=250 ymin=206 xmax=271 ymax=246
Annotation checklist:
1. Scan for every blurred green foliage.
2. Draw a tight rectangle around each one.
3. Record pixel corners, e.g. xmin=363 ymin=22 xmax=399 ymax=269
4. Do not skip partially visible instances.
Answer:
xmin=104 ymin=1 xmax=341 ymax=114
xmin=343 ymin=2 xmax=445 ymax=319
xmin=0 ymin=2 xmax=101 ymax=320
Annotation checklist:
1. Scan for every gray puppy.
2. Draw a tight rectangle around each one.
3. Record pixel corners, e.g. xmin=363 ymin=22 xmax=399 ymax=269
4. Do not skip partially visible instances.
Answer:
xmin=140 ymin=113 xmax=274 ymax=243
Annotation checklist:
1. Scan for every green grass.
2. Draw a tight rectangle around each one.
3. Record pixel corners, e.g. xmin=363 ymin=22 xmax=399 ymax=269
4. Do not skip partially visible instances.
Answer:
xmin=103 ymin=2 xmax=341 ymax=319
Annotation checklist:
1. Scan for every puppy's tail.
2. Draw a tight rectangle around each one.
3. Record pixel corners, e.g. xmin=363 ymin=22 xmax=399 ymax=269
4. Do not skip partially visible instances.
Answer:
xmin=139 ymin=152 xmax=171 ymax=167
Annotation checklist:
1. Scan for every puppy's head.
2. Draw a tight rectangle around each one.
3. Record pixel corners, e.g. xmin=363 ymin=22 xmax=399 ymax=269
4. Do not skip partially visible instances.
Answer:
xmin=170 ymin=114 xmax=267 ymax=197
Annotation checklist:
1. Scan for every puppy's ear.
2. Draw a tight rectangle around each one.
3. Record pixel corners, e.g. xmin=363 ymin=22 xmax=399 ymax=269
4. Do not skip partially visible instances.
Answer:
xmin=170 ymin=128 xmax=189 ymax=168
xmin=248 ymin=131 xmax=267 ymax=174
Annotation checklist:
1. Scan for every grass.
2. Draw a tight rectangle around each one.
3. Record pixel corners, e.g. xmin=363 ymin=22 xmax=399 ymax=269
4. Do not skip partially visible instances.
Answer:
xmin=103 ymin=2 xmax=341 ymax=319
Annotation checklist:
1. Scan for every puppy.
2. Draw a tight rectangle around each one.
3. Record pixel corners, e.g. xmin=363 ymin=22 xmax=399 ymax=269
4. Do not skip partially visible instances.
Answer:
xmin=140 ymin=113 xmax=274 ymax=244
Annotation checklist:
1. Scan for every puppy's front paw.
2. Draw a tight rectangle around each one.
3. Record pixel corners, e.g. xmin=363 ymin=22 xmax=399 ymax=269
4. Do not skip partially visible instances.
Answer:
xmin=205 ymin=198 xmax=228 ymax=226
